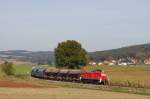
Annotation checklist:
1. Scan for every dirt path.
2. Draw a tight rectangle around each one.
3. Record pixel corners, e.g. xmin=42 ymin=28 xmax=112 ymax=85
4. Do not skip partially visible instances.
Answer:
xmin=0 ymin=80 xmax=41 ymax=88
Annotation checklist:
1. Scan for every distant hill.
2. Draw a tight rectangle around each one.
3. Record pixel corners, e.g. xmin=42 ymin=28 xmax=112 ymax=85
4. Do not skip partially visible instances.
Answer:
xmin=0 ymin=43 xmax=150 ymax=64
xmin=0 ymin=50 xmax=54 ymax=65
xmin=89 ymin=43 xmax=150 ymax=62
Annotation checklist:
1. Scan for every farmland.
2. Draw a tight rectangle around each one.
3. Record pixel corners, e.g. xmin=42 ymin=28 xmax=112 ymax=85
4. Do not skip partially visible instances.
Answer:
xmin=0 ymin=64 xmax=33 ymax=78
xmin=0 ymin=79 xmax=150 ymax=99
xmin=0 ymin=87 xmax=150 ymax=99
xmin=0 ymin=63 xmax=150 ymax=99
xmin=1 ymin=64 xmax=150 ymax=88
xmin=85 ymin=65 xmax=150 ymax=88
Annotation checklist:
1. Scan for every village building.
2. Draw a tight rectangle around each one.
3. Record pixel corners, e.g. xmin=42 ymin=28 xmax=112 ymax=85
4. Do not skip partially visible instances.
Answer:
xmin=98 ymin=62 xmax=102 ymax=66
xmin=144 ymin=58 xmax=150 ymax=64
xmin=89 ymin=61 xmax=97 ymax=66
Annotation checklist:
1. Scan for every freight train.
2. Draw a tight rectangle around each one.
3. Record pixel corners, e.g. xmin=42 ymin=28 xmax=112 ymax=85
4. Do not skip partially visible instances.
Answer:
xmin=31 ymin=67 xmax=109 ymax=85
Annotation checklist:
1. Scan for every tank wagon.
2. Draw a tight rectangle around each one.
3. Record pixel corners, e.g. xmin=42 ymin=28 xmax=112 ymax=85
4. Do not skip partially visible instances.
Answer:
xmin=31 ymin=68 xmax=109 ymax=85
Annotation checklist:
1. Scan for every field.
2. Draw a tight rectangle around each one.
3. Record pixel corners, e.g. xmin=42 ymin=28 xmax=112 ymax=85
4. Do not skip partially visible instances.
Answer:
xmin=1 ymin=64 xmax=150 ymax=88
xmin=0 ymin=64 xmax=33 ymax=78
xmin=85 ymin=65 xmax=150 ymax=88
xmin=0 ymin=63 xmax=150 ymax=99
xmin=0 ymin=80 xmax=150 ymax=99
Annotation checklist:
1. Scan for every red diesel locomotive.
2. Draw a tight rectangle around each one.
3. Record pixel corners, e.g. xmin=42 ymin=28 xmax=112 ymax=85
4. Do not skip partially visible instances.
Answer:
xmin=80 ymin=70 xmax=109 ymax=84
xmin=31 ymin=68 xmax=109 ymax=85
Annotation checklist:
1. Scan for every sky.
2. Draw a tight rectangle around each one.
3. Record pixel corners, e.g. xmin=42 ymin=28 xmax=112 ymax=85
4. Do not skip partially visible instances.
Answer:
xmin=0 ymin=0 xmax=150 ymax=52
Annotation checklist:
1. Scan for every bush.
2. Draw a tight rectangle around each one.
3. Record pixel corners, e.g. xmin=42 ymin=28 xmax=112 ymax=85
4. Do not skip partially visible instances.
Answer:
xmin=1 ymin=61 xmax=14 ymax=75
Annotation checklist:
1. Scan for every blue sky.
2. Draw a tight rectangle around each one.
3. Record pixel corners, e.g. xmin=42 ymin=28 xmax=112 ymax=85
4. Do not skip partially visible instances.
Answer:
xmin=0 ymin=0 xmax=150 ymax=51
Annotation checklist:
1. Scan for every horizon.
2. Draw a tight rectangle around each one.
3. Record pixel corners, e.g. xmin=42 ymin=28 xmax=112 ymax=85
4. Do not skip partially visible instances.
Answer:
xmin=0 ymin=42 xmax=149 ymax=52
xmin=0 ymin=0 xmax=150 ymax=52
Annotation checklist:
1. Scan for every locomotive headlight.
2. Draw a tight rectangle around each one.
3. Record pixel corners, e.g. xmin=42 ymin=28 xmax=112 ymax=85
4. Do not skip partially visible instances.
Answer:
xmin=99 ymin=78 xmax=102 ymax=83
xmin=79 ymin=76 xmax=82 ymax=81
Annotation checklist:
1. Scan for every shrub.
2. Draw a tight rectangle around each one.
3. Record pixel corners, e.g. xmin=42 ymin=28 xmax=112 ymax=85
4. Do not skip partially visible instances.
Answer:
xmin=1 ymin=61 xmax=14 ymax=75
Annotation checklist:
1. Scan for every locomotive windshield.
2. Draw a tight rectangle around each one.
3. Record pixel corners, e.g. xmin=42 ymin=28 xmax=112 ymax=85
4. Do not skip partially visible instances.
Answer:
xmin=92 ymin=69 xmax=102 ymax=72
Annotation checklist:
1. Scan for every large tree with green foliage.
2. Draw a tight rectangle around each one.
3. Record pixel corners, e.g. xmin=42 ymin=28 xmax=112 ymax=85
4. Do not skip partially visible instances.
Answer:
xmin=55 ymin=40 xmax=88 ymax=69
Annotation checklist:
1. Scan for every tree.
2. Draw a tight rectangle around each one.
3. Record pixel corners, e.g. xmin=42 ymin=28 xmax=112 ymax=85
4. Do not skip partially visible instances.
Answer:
xmin=55 ymin=40 xmax=88 ymax=69
xmin=1 ymin=61 xmax=14 ymax=75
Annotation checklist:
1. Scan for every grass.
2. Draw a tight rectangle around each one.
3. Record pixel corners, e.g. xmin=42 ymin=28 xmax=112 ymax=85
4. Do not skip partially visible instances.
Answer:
xmin=1 ymin=63 xmax=150 ymax=88
xmin=0 ymin=63 xmax=33 ymax=79
xmin=5 ymin=77 xmax=150 ymax=96
xmin=13 ymin=64 xmax=33 ymax=75
xmin=0 ymin=63 xmax=48 ymax=76
xmin=0 ymin=63 xmax=150 ymax=95
xmin=84 ymin=65 xmax=150 ymax=88
xmin=1 ymin=87 xmax=149 ymax=99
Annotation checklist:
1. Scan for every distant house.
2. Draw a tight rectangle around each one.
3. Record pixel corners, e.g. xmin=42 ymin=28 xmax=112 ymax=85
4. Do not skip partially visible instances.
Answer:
xmin=98 ymin=62 xmax=102 ymax=66
xmin=109 ymin=60 xmax=117 ymax=66
xmin=118 ymin=62 xmax=127 ymax=66
xmin=103 ymin=61 xmax=109 ymax=65
xmin=89 ymin=61 xmax=97 ymax=66
xmin=108 ymin=62 xmax=115 ymax=66
xmin=117 ymin=57 xmax=136 ymax=66
xmin=144 ymin=58 xmax=150 ymax=64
